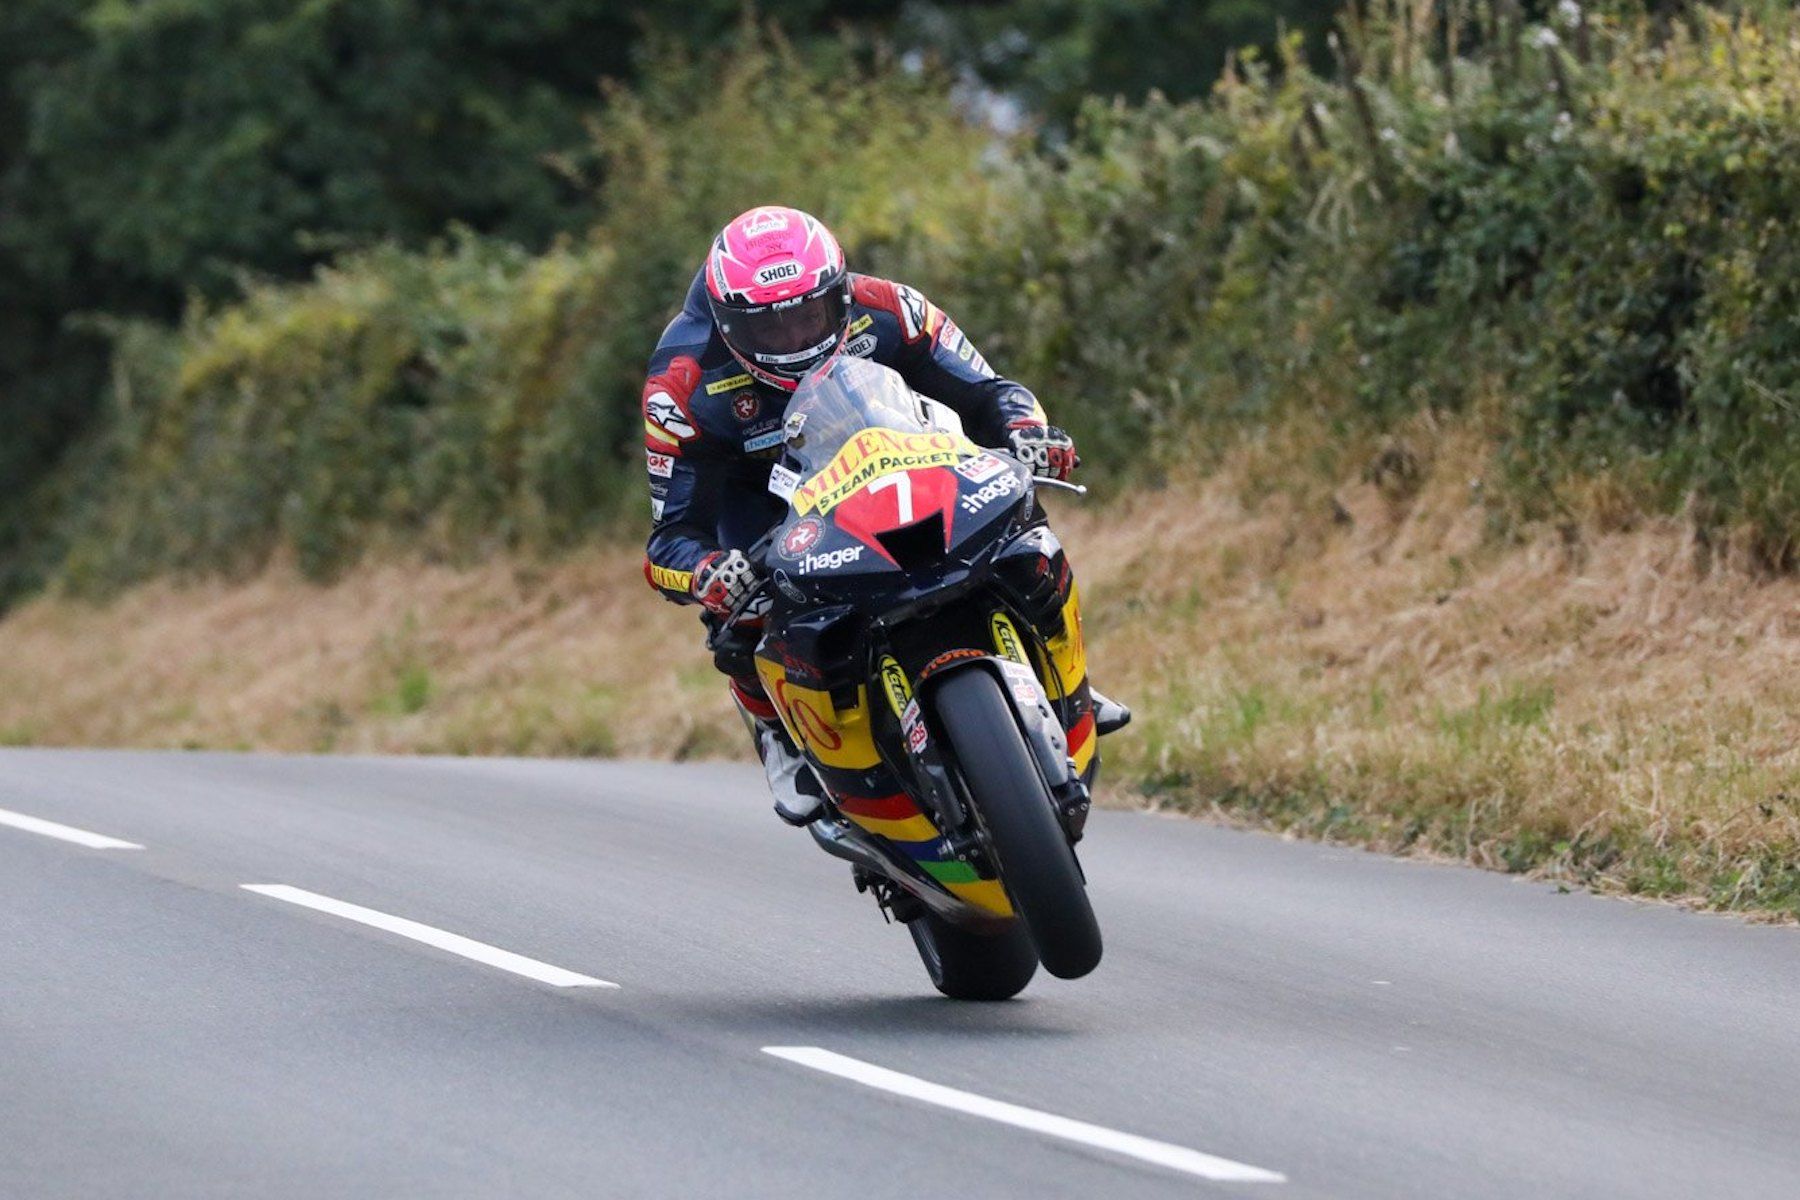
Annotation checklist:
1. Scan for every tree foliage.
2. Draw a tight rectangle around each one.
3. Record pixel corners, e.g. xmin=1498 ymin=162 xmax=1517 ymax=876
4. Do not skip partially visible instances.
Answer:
xmin=52 ymin=32 xmax=995 ymax=590
xmin=904 ymin=0 xmax=1337 ymax=127
xmin=44 ymin=3 xmax=1800 ymax=595
xmin=0 ymin=0 xmax=1329 ymax=575
xmin=16 ymin=1 xmax=1800 ymax=597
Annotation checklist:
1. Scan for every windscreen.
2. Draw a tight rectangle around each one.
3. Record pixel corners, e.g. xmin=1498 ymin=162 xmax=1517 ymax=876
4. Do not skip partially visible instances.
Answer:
xmin=781 ymin=358 xmax=932 ymax=476
xmin=775 ymin=357 xmax=979 ymax=518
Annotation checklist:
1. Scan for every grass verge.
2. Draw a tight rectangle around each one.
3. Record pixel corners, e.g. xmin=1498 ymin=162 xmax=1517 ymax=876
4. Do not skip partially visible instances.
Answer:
xmin=1 ymin=416 xmax=1795 ymax=917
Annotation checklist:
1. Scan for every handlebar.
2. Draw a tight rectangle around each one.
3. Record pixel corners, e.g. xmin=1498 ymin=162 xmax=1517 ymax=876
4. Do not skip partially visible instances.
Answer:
xmin=703 ymin=459 xmax=1082 ymax=652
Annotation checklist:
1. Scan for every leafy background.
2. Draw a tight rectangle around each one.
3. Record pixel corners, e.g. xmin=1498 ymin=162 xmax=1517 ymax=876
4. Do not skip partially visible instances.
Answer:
xmin=8 ymin=1 xmax=1798 ymax=596
xmin=2 ymin=0 xmax=1798 ymax=915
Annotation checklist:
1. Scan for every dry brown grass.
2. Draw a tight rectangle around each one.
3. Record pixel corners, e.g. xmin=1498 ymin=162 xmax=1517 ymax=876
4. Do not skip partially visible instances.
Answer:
xmin=0 ymin=545 xmax=743 ymax=761
xmin=3 ymin=414 xmax=1796 ymax=913
xmin=1070 ymin=418 xmax=1800 ymax=913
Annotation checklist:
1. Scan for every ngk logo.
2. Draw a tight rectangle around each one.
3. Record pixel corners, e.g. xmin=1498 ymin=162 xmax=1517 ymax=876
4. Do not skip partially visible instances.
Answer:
xmin=800 ymin=545 xmax=863 ymax=573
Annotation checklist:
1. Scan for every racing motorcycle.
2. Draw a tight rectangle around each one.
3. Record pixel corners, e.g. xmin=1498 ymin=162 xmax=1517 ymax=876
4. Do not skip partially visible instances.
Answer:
xmin=712 ymin=356 xmax=1106 ymax=1000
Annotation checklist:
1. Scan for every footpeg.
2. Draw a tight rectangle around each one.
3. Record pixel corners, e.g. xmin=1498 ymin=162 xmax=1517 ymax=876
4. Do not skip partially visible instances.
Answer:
xmin=1092 ymin=688 xmax=1132 ymax=735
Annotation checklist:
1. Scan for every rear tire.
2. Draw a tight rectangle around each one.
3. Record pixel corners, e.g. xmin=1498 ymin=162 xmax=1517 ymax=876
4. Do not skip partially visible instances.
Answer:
xmin=932 ymin=669 xmax=1103 ymax=979
xmin=907 ymin=913 xmax=1038 ymax=1000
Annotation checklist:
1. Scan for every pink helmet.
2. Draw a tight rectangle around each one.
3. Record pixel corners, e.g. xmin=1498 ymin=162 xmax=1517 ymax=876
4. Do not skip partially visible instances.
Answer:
xmin=705 ymin=205 xmax=851 ymax=392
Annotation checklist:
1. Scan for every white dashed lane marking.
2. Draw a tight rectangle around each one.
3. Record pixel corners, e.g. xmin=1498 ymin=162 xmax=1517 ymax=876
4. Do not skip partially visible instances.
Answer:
xmin=764 ymin=1046 xmax=1286 ymax=1184
xmin=0 ymin=805 xmax=143 ymax=850
xmin=242 ymin=884 xmax=618 ymax=989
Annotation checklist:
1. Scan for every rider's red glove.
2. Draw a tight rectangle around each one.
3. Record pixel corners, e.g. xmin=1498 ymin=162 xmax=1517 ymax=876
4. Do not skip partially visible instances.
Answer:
xmin=1006 ymin=420 xmax=1079 ymax=482
xmin=691 ymin=549 xmax=759 ymax=618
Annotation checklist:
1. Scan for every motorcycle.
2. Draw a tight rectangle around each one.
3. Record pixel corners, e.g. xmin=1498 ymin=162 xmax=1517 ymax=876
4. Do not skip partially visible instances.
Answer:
xmin=711 ymin=356 xmax=1106 ymax=1000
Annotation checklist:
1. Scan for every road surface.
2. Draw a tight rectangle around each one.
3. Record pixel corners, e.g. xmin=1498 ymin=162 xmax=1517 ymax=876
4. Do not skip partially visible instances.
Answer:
xmin=1 ymin=749 xmax=1795 ymax=1198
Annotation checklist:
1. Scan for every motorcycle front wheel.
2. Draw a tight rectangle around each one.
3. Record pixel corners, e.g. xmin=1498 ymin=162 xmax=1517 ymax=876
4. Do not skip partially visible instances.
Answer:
xmin=932 ymin=668 xmax=1103 ymax=979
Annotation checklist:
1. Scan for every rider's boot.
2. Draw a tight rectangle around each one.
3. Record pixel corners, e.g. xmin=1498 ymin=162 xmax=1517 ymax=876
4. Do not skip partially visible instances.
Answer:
xmin=1091 ymin=687 xmax=1132 ymax=736
xmin=732 ymin=683 xmax=825 ymax=826
xmin=756 ymin=721 xmax=827 ymax=826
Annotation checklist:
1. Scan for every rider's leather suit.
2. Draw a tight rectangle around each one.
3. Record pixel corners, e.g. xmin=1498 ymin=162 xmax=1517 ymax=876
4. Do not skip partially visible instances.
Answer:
xmin=643 ymin=268 xmax=1046 ymax=587
xmin=640 ymin=267 xmax=1050 ymax=716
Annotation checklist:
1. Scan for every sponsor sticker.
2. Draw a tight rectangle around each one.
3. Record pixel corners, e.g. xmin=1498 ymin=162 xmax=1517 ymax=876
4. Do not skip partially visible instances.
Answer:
xmin=755 ymin=334 xmax=835 ymax=367
xmin=955 ymin=454 xmax=1007 ymax=483
xmin=753 ymin=260 xmax=802 ymax=288
xmin=778 ymin=517 xmax=824 ymax=558
xmin=645 ymin=391 xmax=697 ymax=441
xmin=745 ymin=428 xmax=785 ymax=455
xmin=650 ymin=496 xmax=665 ymax=520
xmin=990 ymin=613 xmax=1030 ymax=666
xmin=999 ymin=658 xmax=1050 ymax=713
xmin=743 ymin=209 xmax=789 ymax=238
xmin=799 ymin=545 xmax=863 ymax=573
xmin=706 ymin=373 xmax=755 ymax=396
xmin=646 ymin=451 xmax=674 ymax=479
xmin=878 ymin=656 xmax=911 ymax=718
xmin=847 ymin=314 xmax=874 ymax=337
xmin=897 ymin=285 xmax=931 ymax=341
xmin=940 ymin=320 xmax=980 ymax=364
xmin=906 ymin=717 xmax=928 ymax=753
xmin=842 ymin=333 xmax=877 ymax=358
xmin=921 ymin=647 xmax=987 ymax=678
xmin=772 ymin=679 xmax=844 ymax=753
xmin=649 ymin=563 xmax=693 ymax=593
xmin=732 ymin=391 xmax=760 ymax=422
xmin=768 ymin=462 xmax=800 ymax=501
xmin=901 ymin=697 xmax=928 ymax=753
xmin=959 ymin=472 xmax=1022 ymax=515
xmin=792 ymin=427 xmax=976 ymax=516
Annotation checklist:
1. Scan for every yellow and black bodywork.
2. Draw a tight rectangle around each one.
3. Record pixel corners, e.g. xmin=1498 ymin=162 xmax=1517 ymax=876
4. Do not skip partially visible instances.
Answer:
xmin=753 ymin=564 xmax=1098 ymax=928
xmin=737 ymin=356 xmax=1106 ymax=934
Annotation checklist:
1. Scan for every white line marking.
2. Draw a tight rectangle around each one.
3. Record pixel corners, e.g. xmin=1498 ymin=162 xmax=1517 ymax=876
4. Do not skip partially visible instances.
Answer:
xmin=241 ymin=885 xmax=617 ymax=989
xmin=0 ymin=806 xmax=142 ymax=850
xmin=763 ymin=1046 xmax=1285 ymax=1184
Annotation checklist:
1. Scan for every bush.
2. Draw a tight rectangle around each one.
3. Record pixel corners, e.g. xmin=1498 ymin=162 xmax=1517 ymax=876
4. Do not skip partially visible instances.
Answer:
xmin=45 ymin=3 xmax=1800 ymax=591
xmin=54 ymin=28 xmax=997 ymax=590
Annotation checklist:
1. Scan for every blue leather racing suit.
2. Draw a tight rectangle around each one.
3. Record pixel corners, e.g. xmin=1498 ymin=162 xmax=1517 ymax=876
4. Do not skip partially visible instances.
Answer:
xmin=641 ymin=268 xmax=1046 ymax=605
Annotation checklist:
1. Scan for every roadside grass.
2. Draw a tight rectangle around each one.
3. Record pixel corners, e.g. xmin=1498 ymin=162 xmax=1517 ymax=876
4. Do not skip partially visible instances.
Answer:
xmin=0 ymin=409 xmax=1795 ymax=916
xmin=1069 ymin=413 xmax=1800 ymax=919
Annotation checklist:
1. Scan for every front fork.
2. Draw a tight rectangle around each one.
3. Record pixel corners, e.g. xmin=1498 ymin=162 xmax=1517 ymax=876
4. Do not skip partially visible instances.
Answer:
xmin=896 ymin=608 xmax=1095 ymax=849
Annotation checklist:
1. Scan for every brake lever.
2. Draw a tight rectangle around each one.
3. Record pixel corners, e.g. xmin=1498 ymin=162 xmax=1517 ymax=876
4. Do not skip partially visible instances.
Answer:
xmin=996 ymin=448 xmax=1088 ymax=497
xmin=1035 ymin=477 xmax=1089 ymax=496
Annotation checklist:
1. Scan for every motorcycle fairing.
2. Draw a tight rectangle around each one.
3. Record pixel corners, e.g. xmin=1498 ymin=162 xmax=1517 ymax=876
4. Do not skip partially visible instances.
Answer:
xmin=751 ymin=357 xmax=1100 ymax=925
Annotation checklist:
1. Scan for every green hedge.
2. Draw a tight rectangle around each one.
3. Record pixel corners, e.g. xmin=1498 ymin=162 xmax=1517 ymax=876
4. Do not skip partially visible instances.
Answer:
xmin=53 ymin=32 xmax=995 ymax=591
xmin=48 ymin=3 xmax=1800 ymax=591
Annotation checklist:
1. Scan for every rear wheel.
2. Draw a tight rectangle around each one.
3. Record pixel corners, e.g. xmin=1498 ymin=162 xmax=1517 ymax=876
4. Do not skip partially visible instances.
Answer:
xmin=907 ymin=913 xmax=1038 ymax=1000
xmin=932 ymin=669 xmax=1103 ymax=979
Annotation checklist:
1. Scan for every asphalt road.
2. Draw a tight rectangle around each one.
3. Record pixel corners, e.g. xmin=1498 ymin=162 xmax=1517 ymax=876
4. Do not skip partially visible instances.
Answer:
xmin=2 ymin=749 xmax=1796 ymax=1199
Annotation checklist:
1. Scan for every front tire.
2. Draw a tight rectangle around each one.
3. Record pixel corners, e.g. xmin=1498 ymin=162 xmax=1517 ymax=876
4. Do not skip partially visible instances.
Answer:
xmin=907 ymin=913 xmax=1038 ymax=1000
xmin=932 ymin=668 xmax=1103 ymax=979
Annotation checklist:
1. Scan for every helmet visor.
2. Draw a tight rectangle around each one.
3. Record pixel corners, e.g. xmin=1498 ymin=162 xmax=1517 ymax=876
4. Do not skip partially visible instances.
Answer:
xmin=721 ymin=286 xmax=849 ymax=373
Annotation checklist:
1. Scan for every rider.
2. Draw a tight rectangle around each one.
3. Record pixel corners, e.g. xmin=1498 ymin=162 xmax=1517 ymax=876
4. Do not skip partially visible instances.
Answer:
xmin=641 ymin=204 xmax=1127 ymax=824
